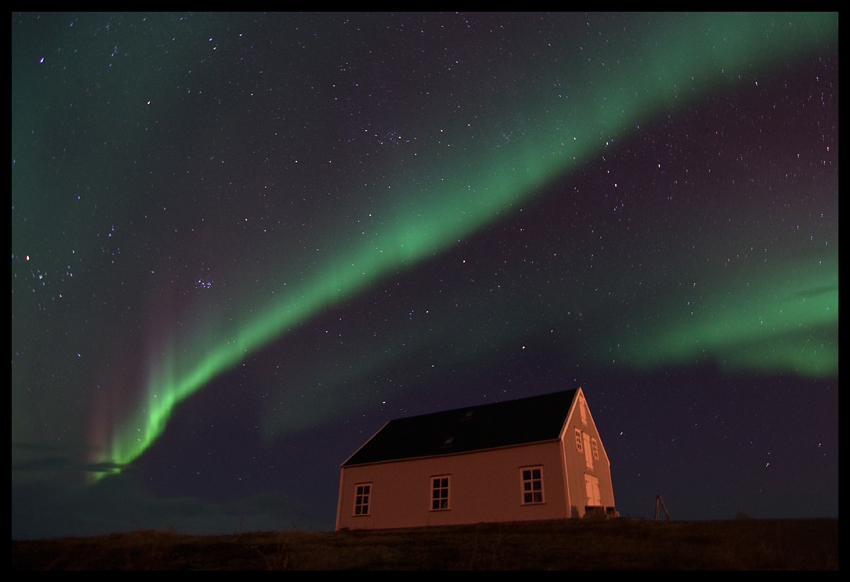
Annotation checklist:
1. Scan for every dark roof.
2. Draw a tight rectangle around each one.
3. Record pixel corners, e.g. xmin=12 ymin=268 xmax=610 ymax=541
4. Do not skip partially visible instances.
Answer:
xmin=342 ymin=389 xmax=578 ymax=467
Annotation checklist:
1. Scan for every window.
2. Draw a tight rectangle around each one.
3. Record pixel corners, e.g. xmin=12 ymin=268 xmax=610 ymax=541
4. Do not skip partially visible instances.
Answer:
xmin=591 ymin=436 xmax=599 ymax=460
xmin=431 ymin=475 xmax=450 ymax=510
xmin=353 ymin=483 xmax=371 ymax=516
xmin=521 ymin=467 xmax=544 ymax=504
xmin=575 ymin=428 xmax=583 ymax=451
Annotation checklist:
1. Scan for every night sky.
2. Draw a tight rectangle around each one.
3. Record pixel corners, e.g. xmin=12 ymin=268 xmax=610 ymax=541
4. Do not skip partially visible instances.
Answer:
xmin=12 ymin=13 xmax=837 ymax=540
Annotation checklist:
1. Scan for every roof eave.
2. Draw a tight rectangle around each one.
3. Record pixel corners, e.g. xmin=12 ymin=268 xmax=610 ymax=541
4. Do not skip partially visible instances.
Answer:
xmin=341 ymin=436 xmax=563 ymax=468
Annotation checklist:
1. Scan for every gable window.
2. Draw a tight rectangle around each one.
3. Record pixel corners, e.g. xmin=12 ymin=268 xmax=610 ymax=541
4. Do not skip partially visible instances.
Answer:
xmin=591 ymin=436 xmax=599 ymax=460
xmin=431 ymin=475 xmax=450 ymax=510
xmin=575 ymin=428 xmax=583 ymax=452
xmin=521 ymin=466 xmax=544 ymax=504
xmin=353 ymin=483 xmax=371 ymax=516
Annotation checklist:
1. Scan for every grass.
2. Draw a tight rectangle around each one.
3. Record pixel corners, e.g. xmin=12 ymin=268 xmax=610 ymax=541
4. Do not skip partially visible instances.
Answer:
xmin=12 ymin=518 xmax=837 ymax=570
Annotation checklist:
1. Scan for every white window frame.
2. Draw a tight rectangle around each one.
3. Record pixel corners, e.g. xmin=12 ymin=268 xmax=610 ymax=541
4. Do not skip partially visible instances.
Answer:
xmin=430 ymin=475 xmax=451 ymax=511
xmin=520 ymin=466 xmax=545 ymax=505
xmin=353 ymin=482 xmax=372 ymax=516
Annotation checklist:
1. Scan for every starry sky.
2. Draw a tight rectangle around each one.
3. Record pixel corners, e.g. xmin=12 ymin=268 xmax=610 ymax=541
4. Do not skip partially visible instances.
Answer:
xmin=12 ymin=13 xmax=837 ymax=540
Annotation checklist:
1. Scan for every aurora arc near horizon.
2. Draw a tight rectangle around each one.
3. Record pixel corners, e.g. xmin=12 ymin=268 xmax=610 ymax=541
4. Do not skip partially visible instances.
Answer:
xmin=96 ymin=14 xmax=837 ymax=478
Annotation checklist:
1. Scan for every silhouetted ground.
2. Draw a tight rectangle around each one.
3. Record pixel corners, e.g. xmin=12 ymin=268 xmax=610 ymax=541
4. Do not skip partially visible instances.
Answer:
xmin=12 ymin=518 xmax=837 ymax=570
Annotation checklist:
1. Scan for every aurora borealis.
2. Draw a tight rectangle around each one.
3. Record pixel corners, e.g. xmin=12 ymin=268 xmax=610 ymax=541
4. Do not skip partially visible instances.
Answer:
xmin=13 ymin=13 xmax=837 ymax=539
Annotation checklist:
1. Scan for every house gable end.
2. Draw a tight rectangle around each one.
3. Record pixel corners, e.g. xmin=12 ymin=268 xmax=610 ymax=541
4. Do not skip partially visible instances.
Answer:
xmin=558 ymin=388 xmax=611 ymax=468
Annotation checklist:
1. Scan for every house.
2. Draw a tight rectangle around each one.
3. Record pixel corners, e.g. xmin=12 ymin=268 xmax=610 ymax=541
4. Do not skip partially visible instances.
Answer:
xmin=335 ymin=387 xmax=616 ymax=530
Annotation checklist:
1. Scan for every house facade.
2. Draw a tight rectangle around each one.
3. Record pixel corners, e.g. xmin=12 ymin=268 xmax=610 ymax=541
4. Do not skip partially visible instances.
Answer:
xmin=336 ymin=388 xmax=616 ymax=530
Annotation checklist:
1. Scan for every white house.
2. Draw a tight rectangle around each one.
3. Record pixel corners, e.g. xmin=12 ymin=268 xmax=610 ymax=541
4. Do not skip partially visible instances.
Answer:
xmin=336 ymin=387 xmax=617 ymax=530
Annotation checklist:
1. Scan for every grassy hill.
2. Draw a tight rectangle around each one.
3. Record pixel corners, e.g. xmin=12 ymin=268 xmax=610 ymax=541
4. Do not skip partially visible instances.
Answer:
xmin=12 ymin=518 xmax=837 ymax=570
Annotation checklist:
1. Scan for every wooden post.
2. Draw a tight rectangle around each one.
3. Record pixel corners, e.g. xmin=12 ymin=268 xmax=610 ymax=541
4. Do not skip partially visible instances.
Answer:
xmin=654 ymin=495 xmax=671 ymax=521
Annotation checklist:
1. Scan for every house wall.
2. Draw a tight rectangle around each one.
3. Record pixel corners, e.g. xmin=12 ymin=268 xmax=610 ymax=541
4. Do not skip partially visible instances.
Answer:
xmin=561 ymin=392 xmax=616 ymax=517
xmin=336 ymin=440 xmax=568 ymax=530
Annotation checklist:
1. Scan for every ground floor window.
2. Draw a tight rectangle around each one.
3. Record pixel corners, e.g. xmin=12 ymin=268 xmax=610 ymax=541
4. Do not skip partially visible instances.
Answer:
xmin=354 ymin=483 xmax=372 ymax=515
xmin=431 ymin=475 xmax=450 ymax=510
xmin=521 ymin=466 xmax=544 ymax=504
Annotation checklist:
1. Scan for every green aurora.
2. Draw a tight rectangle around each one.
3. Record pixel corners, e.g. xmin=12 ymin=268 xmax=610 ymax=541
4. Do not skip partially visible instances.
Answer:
xmin=610 ymin=247 xmax=837 ymax=377
xmin=97 ymin=14 xmax=837 ymax=477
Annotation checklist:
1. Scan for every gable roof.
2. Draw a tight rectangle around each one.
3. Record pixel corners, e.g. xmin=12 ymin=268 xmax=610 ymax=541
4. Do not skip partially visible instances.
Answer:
xmin=342 ymin=389 xmax=579 ymax=467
